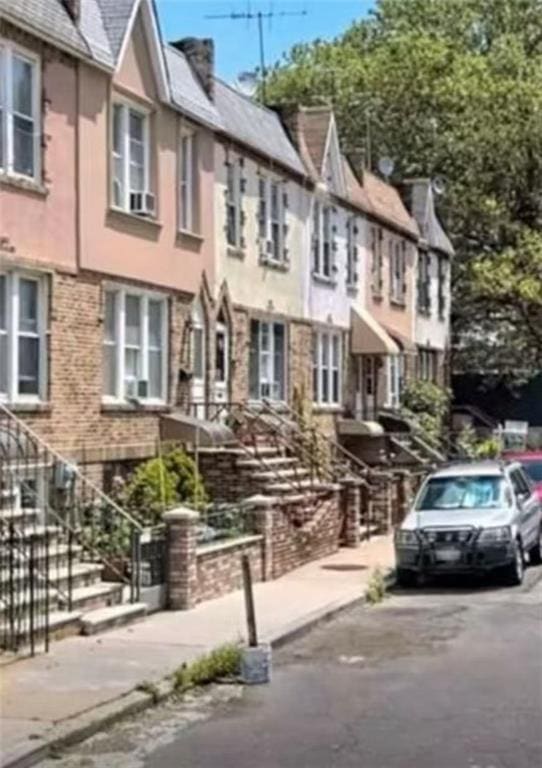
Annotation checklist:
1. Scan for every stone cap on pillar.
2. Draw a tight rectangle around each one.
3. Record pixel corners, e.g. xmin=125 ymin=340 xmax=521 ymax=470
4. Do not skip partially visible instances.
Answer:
xmin=241 ymin=494 xmax=279 ymax=509
xmin=163 ymin=506 xmax=200 ymax=523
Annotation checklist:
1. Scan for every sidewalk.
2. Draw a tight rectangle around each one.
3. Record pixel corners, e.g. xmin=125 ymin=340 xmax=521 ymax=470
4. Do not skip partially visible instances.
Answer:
xmin=0 ymin=535 xmax=394 ymax=768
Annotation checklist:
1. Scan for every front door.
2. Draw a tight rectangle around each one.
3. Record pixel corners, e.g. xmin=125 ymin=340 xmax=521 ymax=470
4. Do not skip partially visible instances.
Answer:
xmin=358 ymin=355 xmax=376 ymax=419
xmin=190 ymin=302 xmax=206 ymax=419
xmin=214 ymin=319 xmax=229 ymax=406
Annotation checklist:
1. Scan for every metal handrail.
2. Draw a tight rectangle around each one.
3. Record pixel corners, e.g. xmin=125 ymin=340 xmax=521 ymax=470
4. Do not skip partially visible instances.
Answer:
xmin=0 ymin=402 xmax=143 ymax=532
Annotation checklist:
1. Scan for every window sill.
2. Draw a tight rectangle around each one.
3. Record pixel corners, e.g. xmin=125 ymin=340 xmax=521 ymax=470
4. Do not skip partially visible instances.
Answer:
xmin=390 ymin=298 xmax=407 ymax=308
xmin=0 ymin=172 xmax=48 ymax=197
xmin=418 ymin=307 xmax=432 ymax=317
xmin=259 ymin=256 xmax=290 ymax=272
xmin=108 ymin=207 xmax=163 ymax=229
xmin=101 ymin=401 xmax=171 ymax=414
xmin=371 ymin=290 xmax=384 ymax=301
xmin=312 ymin=273 xmax=337 ymax=287
xmin=346 ymin=283 xmax=359 ymax=295
xmin=177 ymin=229 xmax=204 ymax=245
xmin=312 ymin=403 xmax=343 ymax=414
xmin=227 ymin=246 xmax=246 ymax=260
xmin=3 ymin=401 xmax=51 ymax=413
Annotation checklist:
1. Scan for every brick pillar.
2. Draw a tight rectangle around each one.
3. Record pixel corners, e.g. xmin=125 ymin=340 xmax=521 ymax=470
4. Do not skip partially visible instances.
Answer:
xmin=342 ymin=479 xmax=361 ymax=548
xmin=163 ymin=507 xmax=199 ymax=610
xmin=245 ymin=495 xmax=275 ymax=581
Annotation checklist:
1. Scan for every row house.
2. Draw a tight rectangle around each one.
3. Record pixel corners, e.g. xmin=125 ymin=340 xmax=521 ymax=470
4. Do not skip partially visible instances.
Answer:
xmin=0 ymin=0 xmax=454 ymax=488
xmin=0 ymin=0 xmax=222 ymax=485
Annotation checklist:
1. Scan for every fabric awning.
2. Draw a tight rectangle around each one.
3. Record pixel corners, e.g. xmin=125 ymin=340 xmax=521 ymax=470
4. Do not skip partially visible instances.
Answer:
xmin=383 ymin=325 xmax=418 ymax=354
xmin=160 ymin=412 xmax=234 ymax=447
xmin=351 ymin=309 xmax=400 ymax=355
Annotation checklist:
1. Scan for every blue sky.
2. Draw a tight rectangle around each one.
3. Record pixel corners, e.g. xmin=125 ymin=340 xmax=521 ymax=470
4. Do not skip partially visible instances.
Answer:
xmin=156 ymin=1 xmax=374 ymax=81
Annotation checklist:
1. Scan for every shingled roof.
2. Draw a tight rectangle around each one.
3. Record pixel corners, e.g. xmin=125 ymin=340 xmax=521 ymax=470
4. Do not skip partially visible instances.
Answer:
xmin=0 ymin=0 xmax=91 ymax=58
xmin=164 ymin=45 xmax=223 ymax=131
xmin=362 ymin=170 xmax=419 ymax=238
xmin=213 ymin=79 xmax=306 ymax=176
xmin=402 ymin=179 xmax=454 ymax=256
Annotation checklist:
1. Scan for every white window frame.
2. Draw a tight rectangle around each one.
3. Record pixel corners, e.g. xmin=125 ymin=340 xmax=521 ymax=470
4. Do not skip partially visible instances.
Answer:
xmin=0 ymin=39 xmax=41 ymax=181
xmin=312 ymin=200 xmax=333 ymax=279
xmin=179 ymin=128 xmax=196 ymax=233
xmin=258 ymin=174 xmax=286 ymax=264
xmin=371 ymin=226 xmax=383 ymax=295
xmin=312 ymin=330 xmax=342 ymax=406
xmin=346 ymin=216 xmax=359 ymax=287
xmin=102 ymin=285 xmax=168 ymax=405
xmin=111 ymin=99 xmax=151 ymax=212
xmin=390 ymin=240 xmax=407 ymax=303
xmin=0 ymin=270 xmax=47 ymax=403
xmin=250 ymin=320 xmax=286 ymax=402
xmin=225 ymin=156 xmax=244 ymax=249
xmin=386 ymin=355 xmax=403 ymax=409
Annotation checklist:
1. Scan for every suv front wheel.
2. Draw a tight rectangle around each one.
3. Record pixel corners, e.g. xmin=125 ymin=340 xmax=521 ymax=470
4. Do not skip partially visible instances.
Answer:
xmin=528 ymin=526 xmax=542 ymax=566
xmin=503 ymin=539 xmax=524 ymax=586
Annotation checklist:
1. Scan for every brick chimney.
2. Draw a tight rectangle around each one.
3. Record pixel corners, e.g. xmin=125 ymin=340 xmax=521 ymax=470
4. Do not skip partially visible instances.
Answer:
xmin=62 ymin=0 xmax=80 ymax=22
xmin=171 ymin=38 xmax=215 ymax=100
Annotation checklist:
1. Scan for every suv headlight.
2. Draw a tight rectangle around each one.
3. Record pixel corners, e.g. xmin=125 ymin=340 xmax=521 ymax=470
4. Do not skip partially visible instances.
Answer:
xmin=477 ymin=526 xmax=512 ymax=543
xmin=395 ymin=529 xmax=419 ymax=546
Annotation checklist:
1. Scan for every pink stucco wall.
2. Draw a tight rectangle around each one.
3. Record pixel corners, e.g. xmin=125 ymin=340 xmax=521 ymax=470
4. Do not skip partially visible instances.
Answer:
xmin=77 ymin=13 xmax=215 ymax=295
xmin=366 ymin=227 xmax=416 ymax=342
xmin=0 ymin=55 xmax=77 ymax=272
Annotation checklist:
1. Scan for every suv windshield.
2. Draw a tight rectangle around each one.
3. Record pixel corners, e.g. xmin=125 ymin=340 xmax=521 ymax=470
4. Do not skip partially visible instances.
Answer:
xmin=417 ymin=475 xmax=505 ymax=511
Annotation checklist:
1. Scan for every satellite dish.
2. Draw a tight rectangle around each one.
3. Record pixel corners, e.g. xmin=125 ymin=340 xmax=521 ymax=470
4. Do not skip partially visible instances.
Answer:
xmin=377 ymin=156 xmax=395 ymax=179
xmin=432 ymin=176 xmax=446 ymax=196
xmin=235 ymin=71 xmax=258 ymax=97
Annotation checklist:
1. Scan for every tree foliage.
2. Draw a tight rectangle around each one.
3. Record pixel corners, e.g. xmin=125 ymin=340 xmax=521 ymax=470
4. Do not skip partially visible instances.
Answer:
xmin=265 ymin=0 xmax=542 ymax=382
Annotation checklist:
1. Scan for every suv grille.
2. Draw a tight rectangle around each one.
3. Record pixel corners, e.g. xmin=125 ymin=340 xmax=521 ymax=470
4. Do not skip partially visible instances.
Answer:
xmin=421 ymin=528 xmax=474 ymax=544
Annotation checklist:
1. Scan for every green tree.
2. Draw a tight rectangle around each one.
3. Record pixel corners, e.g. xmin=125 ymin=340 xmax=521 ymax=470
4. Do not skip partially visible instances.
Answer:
xmin=265 ymin=0 xmax=542 ymax=382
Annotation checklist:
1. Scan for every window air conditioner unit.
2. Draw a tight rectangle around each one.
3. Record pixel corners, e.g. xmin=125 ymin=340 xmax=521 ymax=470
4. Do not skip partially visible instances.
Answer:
xmin=125 ymin=379 xmax=148 ymax=400
xmin=130 ymin=191 xmax=155 ymax=216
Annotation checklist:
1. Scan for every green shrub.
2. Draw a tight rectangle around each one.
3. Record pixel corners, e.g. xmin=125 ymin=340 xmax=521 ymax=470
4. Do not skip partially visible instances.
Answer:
xmin=400 ymin=380 xmax=451 ymax=446
xmin=456 ymin=425 xmax=502 ymax=459
xmin=163 ymin=448 xmax=208 ymax=509
xmin=173 ymin=644 xmax=242 ymax=692
xmin=122 ymin=447 xmax=208 ymax=525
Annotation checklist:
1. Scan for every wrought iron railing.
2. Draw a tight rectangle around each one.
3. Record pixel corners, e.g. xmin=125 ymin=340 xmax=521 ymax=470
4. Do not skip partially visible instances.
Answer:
xmin=0 ymin=402 xmax=145 ymax=653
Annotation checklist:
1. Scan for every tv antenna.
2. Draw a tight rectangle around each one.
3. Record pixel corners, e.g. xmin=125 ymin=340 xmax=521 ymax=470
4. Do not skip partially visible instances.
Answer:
xmin=205 ymin=4 xmax=309 ymax=102
xmin=377 ymin=156 xmax=395 ymax=181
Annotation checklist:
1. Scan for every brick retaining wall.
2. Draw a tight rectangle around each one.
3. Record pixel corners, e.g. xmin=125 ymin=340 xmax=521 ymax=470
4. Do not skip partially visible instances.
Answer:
xmin=196 ymin=535 xmax=264 ymax=603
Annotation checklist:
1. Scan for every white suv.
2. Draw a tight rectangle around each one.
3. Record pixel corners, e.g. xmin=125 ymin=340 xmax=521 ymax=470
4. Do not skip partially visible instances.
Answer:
xmin=395 ymin=461 xmax=542 ymax=587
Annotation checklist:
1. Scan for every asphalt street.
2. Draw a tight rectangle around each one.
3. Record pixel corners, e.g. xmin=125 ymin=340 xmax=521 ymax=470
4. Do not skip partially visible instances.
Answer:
xmin=39 ymin=567 xmax=542 ymax=768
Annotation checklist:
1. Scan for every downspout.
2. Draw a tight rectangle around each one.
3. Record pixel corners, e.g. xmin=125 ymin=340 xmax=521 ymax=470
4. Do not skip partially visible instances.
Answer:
xmin=74 ymin=60 xmax=81 ymax=272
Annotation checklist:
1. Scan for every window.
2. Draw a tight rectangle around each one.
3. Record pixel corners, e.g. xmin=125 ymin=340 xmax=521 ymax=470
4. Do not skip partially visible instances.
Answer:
xmin=249 ymin=320 xmax=286 ymax=401
xmin=510 ymin=469 xmax=531 ymax=500
xmin=417 ymin=476 xmax=505 ymax=511
xmin=371 ymin=227 xmax=383 ymax=295
xmin=258 ymin=176 xmax=287 ymax=263
xmin=346 ymin=217 xmax=359 ymax=287
xmin=312 ymin=201 xmax=334 ymax=279
xmin=387 ymin=355 xmax=403 ymax=408
xmin=312 ymin=331 xmax=342 ymax=406
xmin=179 ymin=131 xmax=197 ymax=232
xmin=0 ymin=42 xmax=40 ymax=179
xmin=418 ymin=251 xmax=431 ymax=313
xmin=438 ymin=256 xmax=447 ymax=320
xmin=102 ymin=287 xmax=167 ymax=402
xmin=226 ymin=157 xmax=245 ymax=249
xmin=390 ymin=239 xmax=407 ymax=303
xmin=418 ymin=348 xmax=437 ymax=382
xmin=112 ymin=102 xmax=150 ymax=212
xmin=0 ymin=272 xmax=47 ymax=401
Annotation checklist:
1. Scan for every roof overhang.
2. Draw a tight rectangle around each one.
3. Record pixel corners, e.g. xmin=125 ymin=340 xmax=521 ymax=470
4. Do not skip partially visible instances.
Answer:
xmin=351 ymin=309 xmax=400 ymax=356
xmin=160 ymin=412 xmax=234 ymax=447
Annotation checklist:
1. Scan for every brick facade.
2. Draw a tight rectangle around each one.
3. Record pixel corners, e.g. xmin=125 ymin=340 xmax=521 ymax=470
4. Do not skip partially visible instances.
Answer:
xmin=196 ymin=536 xmax=264 ymax=604
xmin=12 ymin=268 xmax=193 ymax=475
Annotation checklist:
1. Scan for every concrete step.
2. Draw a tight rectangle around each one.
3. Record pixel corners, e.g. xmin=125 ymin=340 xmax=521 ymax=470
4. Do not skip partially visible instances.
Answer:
xmin=237 ymin=456 xmax=297 ymax=469
xmin=251 ymin=467 xmax=309 ymax=481
xmin=0 ymin=561 xmax=103 ymax=591
xmin=0 ymin=524 xmax=62 ymax=545
xmin=0 ymin=609 xmax=83 ymax=646
xmin=265 ymin=478 xmax=334 ymax=495
xmin=0 ymin=507 xmax=41 ymax=526
xmin=81 ymin=602 xmax=147 ymax=636
xmin=59 ymin=581 xmax=123 ymax=612
xmin=239 ymin=445 xmax=283 ymax=458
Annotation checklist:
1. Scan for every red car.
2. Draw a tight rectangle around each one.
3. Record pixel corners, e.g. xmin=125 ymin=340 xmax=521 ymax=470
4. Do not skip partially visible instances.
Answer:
xmin=505 ymin=452 xmax=542 ymax=501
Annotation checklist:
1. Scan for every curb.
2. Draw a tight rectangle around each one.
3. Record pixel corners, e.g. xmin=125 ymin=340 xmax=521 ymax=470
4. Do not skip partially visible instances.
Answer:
xmin=2 ymin=568 xmax=396 ymax=768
